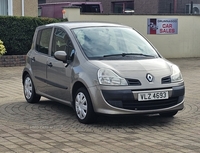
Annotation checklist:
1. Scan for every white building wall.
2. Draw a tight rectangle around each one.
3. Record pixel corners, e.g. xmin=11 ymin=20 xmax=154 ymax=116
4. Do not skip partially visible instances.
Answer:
xmin=8 ymin=0 xmax=13 ymax=16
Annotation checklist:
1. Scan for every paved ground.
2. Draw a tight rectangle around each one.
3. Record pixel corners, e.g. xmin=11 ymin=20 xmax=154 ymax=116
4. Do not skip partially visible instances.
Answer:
xmin=0 ymin=58 xmax=200 ymax=153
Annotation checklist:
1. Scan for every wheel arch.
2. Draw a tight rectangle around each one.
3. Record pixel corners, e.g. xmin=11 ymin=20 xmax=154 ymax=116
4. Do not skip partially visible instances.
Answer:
xmin=72 ymin=81 xmax=89 ymax=107
xmin=22 ymin=71 xmax=30 ymax=84
xmin=72 ymin=81 xmax=96 ymax=124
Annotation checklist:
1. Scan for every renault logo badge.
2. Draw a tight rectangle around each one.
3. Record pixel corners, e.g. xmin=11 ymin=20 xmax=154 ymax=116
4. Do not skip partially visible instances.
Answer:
xmin=146 ymin=73 xmax=153 ymax=82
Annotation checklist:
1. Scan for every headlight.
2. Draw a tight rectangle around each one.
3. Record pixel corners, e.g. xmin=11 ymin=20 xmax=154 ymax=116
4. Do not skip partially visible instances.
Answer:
xmin=98 ymin=68 xmax=128 ymax=85
xmin=171 ymin=65 xmax=183 ymax=83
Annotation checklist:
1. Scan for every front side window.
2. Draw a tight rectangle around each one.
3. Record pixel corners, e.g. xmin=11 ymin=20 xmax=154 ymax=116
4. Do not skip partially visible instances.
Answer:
xmin=73 ymin=27 xmax=159 ymax=60
xmin=51 ymin=28 xmax=74 ymax=59
xmin=36 ymin=28 xmax=52 ymax=55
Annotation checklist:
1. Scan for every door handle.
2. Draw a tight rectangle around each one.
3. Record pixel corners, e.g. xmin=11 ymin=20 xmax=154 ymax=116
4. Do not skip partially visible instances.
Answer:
xmin=31 ymin=57 xmax=35 ymax=62
xmin=47 ymin=62 xmax=53 ymax=67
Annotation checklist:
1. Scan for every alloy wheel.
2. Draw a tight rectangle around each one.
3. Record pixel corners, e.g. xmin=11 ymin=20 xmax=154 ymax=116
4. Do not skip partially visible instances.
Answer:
xmin=75 ymin=92 xmax=88 ymax=120
xmin=24 ymin=76 xmax=33 ymax=100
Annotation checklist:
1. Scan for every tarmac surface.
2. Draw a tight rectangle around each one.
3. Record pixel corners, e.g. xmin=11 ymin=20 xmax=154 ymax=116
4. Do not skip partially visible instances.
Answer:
xmin=0 ymin=58 xmax=200 ymax=153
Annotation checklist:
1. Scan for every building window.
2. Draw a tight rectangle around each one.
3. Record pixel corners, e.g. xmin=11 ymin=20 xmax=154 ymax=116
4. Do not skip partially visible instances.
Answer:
xmin=38 ymin=0 xmax=46 ymax=4
xmin=0 ymin=0 xmax=8 ymax=15
xmin=112 ymin=1 xmax=134 ymax=13
xmin=74 ymin=4 xmax=101 ymax=13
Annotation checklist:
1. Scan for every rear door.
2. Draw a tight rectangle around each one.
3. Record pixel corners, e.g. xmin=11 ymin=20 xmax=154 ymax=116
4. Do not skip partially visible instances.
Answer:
xmin=31 ymin=27 xmax=53 ymax=93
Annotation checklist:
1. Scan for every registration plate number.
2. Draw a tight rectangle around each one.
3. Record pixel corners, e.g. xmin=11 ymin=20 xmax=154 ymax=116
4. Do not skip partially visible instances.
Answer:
xmin=138 ymin=91 xmax=169 ymax=101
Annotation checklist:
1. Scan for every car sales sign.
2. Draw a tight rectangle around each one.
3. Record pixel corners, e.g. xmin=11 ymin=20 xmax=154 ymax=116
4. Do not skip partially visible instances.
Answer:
xmin=147 ymin=18 xmax=178 ymax=35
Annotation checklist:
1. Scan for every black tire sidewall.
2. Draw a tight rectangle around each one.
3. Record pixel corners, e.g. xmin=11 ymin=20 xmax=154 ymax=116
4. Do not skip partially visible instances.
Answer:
xmin=74 ymin=87 xmax=95 ymax=124
xmin=23 ymin=74 xmax=40 ymax=103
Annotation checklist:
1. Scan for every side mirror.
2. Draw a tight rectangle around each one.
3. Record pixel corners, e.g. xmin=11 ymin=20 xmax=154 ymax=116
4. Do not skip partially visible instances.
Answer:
xmin=54 ymin=51 xmax=67 ymax=62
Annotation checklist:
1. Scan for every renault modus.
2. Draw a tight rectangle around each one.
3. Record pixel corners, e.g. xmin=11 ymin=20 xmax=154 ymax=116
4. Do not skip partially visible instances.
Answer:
xmin=22 ymin=22 xmax=185 ymax=124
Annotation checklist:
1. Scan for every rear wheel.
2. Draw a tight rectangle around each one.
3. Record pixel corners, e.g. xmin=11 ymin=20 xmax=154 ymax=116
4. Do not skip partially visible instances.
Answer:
xmin=74 ymin=87 xmax=95 ymax=124
xmin=23 ymin=74 xmax=41 ymax=103
xmin=159 ymin=111 xmax=178 ymax=117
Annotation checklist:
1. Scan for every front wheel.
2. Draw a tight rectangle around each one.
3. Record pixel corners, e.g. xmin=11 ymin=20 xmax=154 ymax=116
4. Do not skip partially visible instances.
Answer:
xmin=159 ymin=111 xmax=178 ymax=117
xmin=23 ymin=74 xmax=41 ymax=103
xmin=74 ymin=87 xmax=95 ymax=124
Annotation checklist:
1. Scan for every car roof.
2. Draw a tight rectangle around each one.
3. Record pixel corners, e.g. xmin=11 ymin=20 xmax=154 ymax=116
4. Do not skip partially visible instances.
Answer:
xmin=43 ymin=21 xmax=130 ymax=29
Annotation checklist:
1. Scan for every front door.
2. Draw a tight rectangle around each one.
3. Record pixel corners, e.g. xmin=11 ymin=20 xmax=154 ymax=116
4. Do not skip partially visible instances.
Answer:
xmin=46 ymin=27 xmax=74 ymax=103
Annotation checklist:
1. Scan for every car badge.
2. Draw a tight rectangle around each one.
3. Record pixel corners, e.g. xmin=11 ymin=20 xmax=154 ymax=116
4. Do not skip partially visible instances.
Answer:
xmin=146 ymin=73 xmax=153 ymax=82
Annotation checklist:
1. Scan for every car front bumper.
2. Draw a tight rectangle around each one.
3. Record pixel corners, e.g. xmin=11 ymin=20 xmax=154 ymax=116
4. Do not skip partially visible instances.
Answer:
xmin=89 ymin=85 xmax=185 ymax=115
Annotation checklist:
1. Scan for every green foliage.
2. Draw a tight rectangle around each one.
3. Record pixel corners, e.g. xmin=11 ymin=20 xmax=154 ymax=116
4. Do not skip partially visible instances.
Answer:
xmin=0 ymin=16 xmax=67 ymax=55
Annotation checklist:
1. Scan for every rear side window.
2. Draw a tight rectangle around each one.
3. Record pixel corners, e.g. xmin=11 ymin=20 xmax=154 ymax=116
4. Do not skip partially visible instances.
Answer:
xmin=36 ymin=28 xmax=52 ymax=55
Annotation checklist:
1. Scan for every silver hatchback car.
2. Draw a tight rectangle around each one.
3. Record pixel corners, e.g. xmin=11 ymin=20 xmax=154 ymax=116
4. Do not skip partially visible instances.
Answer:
xmin=22 ymin=22 xmax=185 ymax=124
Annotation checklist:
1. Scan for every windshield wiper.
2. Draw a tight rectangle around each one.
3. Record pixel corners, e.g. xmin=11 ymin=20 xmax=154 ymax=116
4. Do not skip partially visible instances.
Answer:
xmin=103 ymin=53 xmax=156 ymax=58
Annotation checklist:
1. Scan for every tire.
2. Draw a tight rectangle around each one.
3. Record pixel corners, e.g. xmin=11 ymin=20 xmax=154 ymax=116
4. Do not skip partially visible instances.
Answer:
xmin=23 ymin=74 xmax=41 ymax=103
xmin=74 ymin=87 xmax=95 ymax=124
xmin=159 ymin=111 xmax=178 ymax=117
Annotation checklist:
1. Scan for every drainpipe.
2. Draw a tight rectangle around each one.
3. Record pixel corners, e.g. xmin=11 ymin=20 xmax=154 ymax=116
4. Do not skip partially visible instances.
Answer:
xmin=8 ymin=0 xmax=13 ymax=16
xmin=22 ymin=0 xmax=24 ymax=16
xmin=174 ymin=0 xmax=177 ymax=13
xmin=190 ymin=1 xmax=193 ymax=14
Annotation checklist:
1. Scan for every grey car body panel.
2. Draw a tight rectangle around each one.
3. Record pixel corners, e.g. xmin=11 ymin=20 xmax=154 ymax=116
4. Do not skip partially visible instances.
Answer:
xmin=23 ymin=22 xmax=185 ymax=115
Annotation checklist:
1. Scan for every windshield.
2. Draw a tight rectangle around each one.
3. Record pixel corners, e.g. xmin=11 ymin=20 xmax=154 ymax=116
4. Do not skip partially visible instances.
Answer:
xmin=72 ymin=26 xmax=159 ymax=60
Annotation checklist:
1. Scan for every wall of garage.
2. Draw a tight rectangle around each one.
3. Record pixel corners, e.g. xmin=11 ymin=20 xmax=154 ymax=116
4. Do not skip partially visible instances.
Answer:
xmin=63 ymin=7 xmax=200 ymax=58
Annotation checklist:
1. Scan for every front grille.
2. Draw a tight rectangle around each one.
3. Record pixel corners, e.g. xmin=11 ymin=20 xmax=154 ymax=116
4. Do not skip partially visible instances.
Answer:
xmin=162 ymin=76 xmax=171 ymax=84
xmin=126 ymin=78 xmax=141 ymax=86
xmin=122 ymin=97 xmax=179 ymax=110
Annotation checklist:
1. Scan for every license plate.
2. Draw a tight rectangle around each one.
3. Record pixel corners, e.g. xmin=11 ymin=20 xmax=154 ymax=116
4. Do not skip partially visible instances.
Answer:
xmin=138 ymin=91 xmax=169 ymax=101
